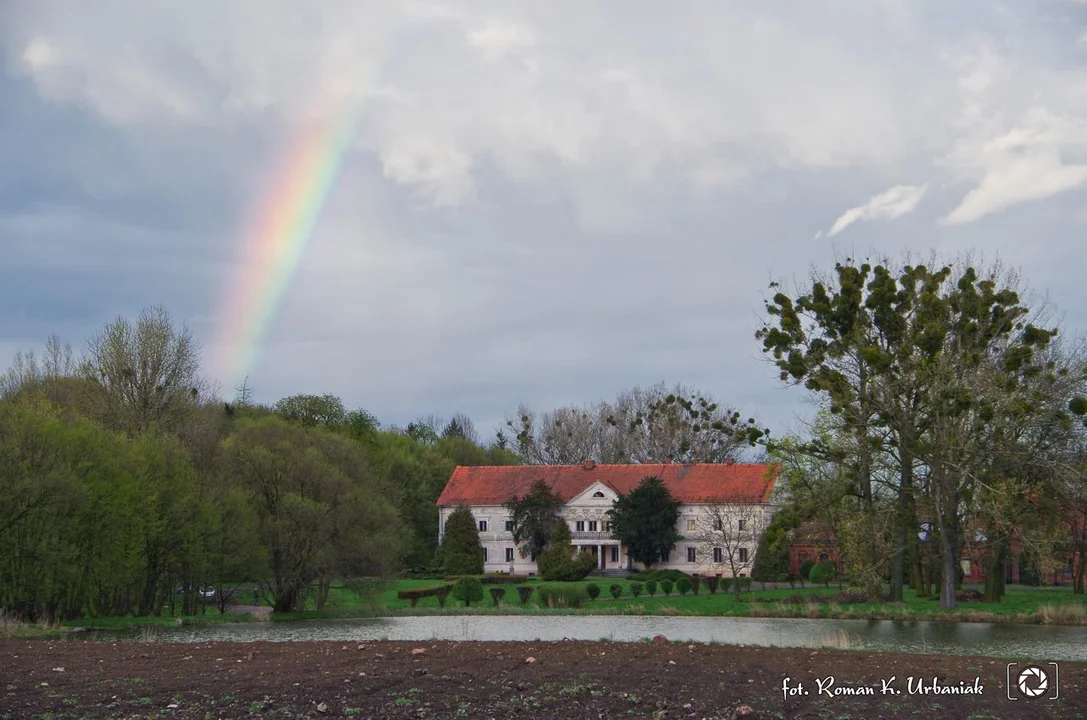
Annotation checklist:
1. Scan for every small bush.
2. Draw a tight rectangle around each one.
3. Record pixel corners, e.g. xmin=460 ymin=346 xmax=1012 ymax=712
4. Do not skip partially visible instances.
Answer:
xmin=718 ymin=577 xmax=732 ymax=593
xmin=733 ymin=577 xmax=752 ymax=594
xmin=630 ymin=582 xmax=644 ymax=598
xmin=809 ymin=561 xmax=837 ymax=587
xmin=609 ymin=584 xmax=623 ymax=599
xmin=661 ymin=579 xmax=674 ymax=596
xmin=799 ymin=560 xmax=815 ymax=581
xmin=586 ymin=583 xmax=601 ymax=601
xmin=676 ymin=578 xmax=691 ymax=595
xmin=690 ymin=576 xmax=700 ymax=595
xmin=537 ymin=584 xmax=589 ymax=608
xmin=705 ymin=576 xmax=719 ymax=594
xmin=436 ymin=586 xmax=450 ymax=608
xmin=452 ymin=577 xmax=484 ymax=607
xmin=516 ymin=586 xmax=534 ymax=604
xmin=658 ymin=606 xmax=679 ymax=616
xmin=398 ymin=583 xmax=454 ymax=608
xmin=630 ymin=569 xmax=690 ymax=584
xmin=489 ymin=587 xmax=506 ymax=606
xmin=645 ymin=580 xmax=657 ymax=597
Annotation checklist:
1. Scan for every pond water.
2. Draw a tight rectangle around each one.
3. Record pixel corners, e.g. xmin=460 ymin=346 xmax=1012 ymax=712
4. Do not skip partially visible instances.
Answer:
xmin=102 ymin=615 xmax=1087 ymax=661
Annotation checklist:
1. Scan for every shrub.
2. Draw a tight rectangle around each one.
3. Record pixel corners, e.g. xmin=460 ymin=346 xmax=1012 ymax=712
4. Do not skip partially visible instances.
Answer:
xmin=705 ymin=576 xmax=719 ymax=594
xmin=609 ymin=584 xmax=623 ymax=599
xmin=798 ymin=560 xmax=815 ymax=581
xmin=489 ymin=587 xmax=506 ymax=606
xmin=446 ymin=574 xmax=529 ymax=585
xmin=661 ymin=579 xmax=674 ymax=596
xmin=629 ymin=569 xmax=690 ymax=584
xmin=630 ymin=582 xmax=644 ymax=598
xmin=538 ymin=523 xmax=595 ymax=581
xmin=718 ymin=577 xmax=732 ymax=594
xmin=586 ymin=583 xmax=601 ymax=601
xmin=645 ymin=580 xmax=657 ymax=596
xmin=516 ymin=586 xmax=534 ymax=604
xmin=537 ymin=584 xmax=589 ymax=608
xmin=397 ymin=583 xmax=455 ymax=608
xmin=452 ymin=577 xmax=484 ymax=607
xmin=676 ymin=578 xmax=691 ymax=595
xmin=689 ymin=576 xmax=701 ymax=595
xmin=732 ymin=577 xmax=752 ymax=594
xmin=809 ymin=561 xmax=837 ymax=587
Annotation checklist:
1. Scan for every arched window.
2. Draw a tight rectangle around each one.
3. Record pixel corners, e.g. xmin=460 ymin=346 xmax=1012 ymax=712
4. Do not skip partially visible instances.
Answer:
xmin=819 ymin=553 xmax=829 ymax=563
xmin=798 ymin=552 xmax=809 ymax=564
xmin=592 ymin=491 xmax=605 ymax=498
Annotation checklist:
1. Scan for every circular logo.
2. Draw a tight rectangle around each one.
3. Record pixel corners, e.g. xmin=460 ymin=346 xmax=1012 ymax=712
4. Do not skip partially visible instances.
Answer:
xmin=1017 ymin=666 xmax=1049 ymax=698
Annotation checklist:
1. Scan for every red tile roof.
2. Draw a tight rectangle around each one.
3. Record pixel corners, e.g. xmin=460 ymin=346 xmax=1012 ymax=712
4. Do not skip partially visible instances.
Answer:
xmin=436 ymin=463 xmax=778 ymax=507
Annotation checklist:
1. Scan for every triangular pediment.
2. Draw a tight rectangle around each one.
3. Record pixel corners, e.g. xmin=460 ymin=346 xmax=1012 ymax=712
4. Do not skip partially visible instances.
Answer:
xmin=566 ymin=480 xmax=619 ymax=506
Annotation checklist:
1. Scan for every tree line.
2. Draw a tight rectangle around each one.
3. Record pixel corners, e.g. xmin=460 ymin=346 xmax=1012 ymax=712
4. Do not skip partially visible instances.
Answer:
xmin=759 ymin=253 xmax=1087 ymax=607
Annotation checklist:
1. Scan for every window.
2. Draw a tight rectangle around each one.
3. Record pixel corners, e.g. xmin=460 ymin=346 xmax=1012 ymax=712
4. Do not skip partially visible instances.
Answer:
xmin=482 ymin=548 xmax=488 ymax=562
xmin=575 ymin=520 xmax=585 ymax=532
xmin=819 ymin=552 xmax=829 ymax=563
xmin=605 ymin=521 xmax=613 ymax=533
xmin=798 ymin=551 xmax=809 ymax=564
xmin=504 ymin=520 xmax=514 ymax=532
xmin=592 ymin=491 xmax=605 ymax=498
xmin=505 ymin=548 xmax=515 ymax=562
xmin=713 ymin=518 xmax=722 ymax=531
xmin=686 ymin=547 xmax=696 ymax=563
xmin=588 ymin=520 xmax=597 ymax=532
xmin=713 ymin=547 xmax=723 ymax=563
xmin=478 ymin=520 xmax=488 ymax=532
xmin=686 ymin=519 xmax=698 ymax=531
xmin=738 ymin=547 xmax=748 ymax=563
xmin=738 ymin=519 xmax=746 ymax=531
xmin=610 ymin=547 xmax=619 ymax=563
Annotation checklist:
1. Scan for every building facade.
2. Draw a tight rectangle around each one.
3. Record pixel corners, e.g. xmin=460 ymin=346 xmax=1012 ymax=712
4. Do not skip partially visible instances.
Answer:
xmin=436 ymin=460 xmax=778 ymax=576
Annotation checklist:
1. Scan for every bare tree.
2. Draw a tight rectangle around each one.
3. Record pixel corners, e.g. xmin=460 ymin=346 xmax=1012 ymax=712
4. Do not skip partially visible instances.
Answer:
xmin=80 ymin=305 xmax=209 ymax=435
xmin=694 ymin=500 xmax=770 ymax=597
xmin=506 ymin=383 xmax=764 ymax=465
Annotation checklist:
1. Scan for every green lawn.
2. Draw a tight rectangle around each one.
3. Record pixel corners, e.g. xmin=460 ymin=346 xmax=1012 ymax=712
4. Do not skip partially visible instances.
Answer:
xmin=286 ymin=578 xmax=1087 ymax=625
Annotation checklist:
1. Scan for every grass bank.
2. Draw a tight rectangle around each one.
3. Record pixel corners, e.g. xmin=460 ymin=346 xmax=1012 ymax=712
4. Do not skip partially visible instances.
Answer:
xmin=275 ymin=578 xmax=1087 ymax=626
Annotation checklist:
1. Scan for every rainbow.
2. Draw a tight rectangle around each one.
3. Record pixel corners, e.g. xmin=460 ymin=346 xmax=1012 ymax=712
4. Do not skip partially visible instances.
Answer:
xmin=213 ymin=105 xmax=360 ymax=393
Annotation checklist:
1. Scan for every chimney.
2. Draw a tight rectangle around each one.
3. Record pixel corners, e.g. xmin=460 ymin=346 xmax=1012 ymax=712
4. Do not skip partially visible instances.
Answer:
xmin=583 ymin=460 xmax=596 ymax=470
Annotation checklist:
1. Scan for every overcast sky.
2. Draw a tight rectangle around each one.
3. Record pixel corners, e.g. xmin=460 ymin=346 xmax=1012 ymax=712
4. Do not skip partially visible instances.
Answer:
xmin=4 ymin=1 xmax=1087 ymax=441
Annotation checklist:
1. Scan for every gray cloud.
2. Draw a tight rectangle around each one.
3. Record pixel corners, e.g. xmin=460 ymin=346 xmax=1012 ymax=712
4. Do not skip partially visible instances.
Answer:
xmin=3 ymin=1 xmax=1087 ymax=439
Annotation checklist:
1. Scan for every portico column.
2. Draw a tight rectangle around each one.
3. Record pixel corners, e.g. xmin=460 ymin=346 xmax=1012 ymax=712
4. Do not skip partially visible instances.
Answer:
xmin=598 ymin=544 xmax=603 ymax=569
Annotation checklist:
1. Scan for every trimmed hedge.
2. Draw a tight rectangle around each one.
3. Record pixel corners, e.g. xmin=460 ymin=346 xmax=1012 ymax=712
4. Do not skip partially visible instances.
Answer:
xmin=609 ymin=584 xmax=623 ymax=599
xmin=397 ymin=583 xmax=454 ymax=608
xmin=586 ymin=583 xmax=600 ymax=601
xmin=661 ymin=579 xmax=674 ymax=596
xmin=676 ymin=577 xmax=691 ymax=595
xmin=516 ymin=586 xmax=534 ymax=604
xmin=628 ymin=569 xmax=691 ymax=583
xmin=690 ymin=576 xmax=701 ymax=595
xmin=630 ymin=582 xmax=644 ymax=598
xmin=489 ymin=587 xmax=506 ymax=606
xmin=705 ymin=576 xmax=719 ymax=594
xmin=645 ymin=580 xmax=657 ymax=597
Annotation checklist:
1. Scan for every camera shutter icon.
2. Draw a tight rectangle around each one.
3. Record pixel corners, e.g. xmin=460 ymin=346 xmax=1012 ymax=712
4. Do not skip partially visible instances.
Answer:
xmin=1017 ymin=666 xmax=1048 ymax=698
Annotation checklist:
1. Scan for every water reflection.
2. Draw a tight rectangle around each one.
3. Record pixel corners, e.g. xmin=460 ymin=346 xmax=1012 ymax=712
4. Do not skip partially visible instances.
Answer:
xmin=97 ymin=615 xmax=1087 ymax=660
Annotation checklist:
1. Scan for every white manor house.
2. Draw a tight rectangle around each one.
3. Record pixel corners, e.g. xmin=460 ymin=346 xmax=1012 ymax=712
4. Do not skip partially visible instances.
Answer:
xmin=436 ymin=460 xmax=778 ymax=576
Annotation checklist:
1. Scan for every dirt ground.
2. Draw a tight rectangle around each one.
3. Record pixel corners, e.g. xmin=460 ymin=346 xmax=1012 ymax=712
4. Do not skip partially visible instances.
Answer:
xmin=1 ymin=638 xmax=1084 ymax=719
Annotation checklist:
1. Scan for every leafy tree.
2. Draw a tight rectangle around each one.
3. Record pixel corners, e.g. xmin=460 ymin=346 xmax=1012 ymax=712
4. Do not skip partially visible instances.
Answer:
xmin=694 ymin=501 xmax=769 ymax=598
xmin=505 ymin=479 xmax=564 ymax=561
xmin=438 ymin=505 xmax=484 ymax=575
xmin=608 ymin=476 xmax=680 ymax=568
xmin=80 ymin=305 xmax=208 ymax=435
xmin=452 ymin=576 xmax=483 ymax=607
xmin=272 ymin=393 xmax=347 ymax=428
xmin=224 ymin=415 xmax=404 ymax=612
xmin=536 ymin=521 xmax=595 ymax=581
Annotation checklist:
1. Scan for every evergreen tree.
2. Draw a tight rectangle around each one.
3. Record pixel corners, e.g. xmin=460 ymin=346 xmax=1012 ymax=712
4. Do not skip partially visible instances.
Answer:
xmin=438 ymin=505 xmax=484 ymax=575
xmin=608 ymin=476 xmax=680 ymax=568
xmin=505 ymin=479 xmax=564 ymax=561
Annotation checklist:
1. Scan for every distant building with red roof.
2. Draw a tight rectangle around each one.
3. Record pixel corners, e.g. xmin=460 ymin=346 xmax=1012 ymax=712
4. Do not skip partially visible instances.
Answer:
xmin=437 ymin=461 xmax=778 ymax=575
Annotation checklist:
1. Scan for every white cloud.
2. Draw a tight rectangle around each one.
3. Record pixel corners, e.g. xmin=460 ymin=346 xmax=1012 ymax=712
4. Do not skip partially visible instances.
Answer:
xmin=826 ymin=184 xmax=928 ymax=237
